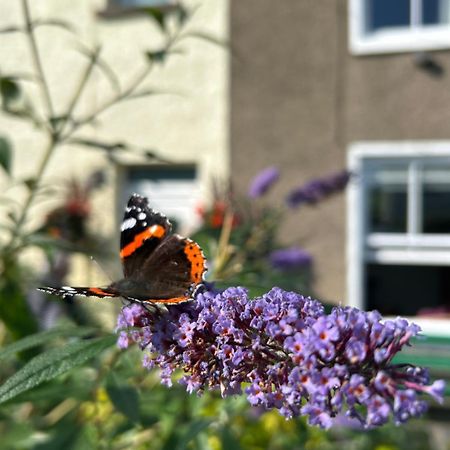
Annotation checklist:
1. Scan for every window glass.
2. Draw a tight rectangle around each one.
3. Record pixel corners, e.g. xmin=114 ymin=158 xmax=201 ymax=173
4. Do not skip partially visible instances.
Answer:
xmin=124 ymin=166 xmax=200 ymax=233
xmin=366 ymin=263 xmax=450 ymax=316
xmin=422 ymin=166 xmax=450 ymax=233
xmin=366 ymin=0 xmax=410 ymax=31
xmin=422 ymin=0 xmax=450 ymax=25
xmin=368 ymin=167 xmax=408 ymax=233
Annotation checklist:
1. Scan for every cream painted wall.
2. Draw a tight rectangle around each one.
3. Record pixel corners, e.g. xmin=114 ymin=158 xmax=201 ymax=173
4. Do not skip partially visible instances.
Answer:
xmin=0 ymin=1 xmax=229 ymax=291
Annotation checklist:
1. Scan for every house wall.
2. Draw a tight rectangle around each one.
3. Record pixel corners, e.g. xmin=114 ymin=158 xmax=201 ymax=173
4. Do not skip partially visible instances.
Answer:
xmin=0 ymin=0 xmax=229 ymax=286
xmin=230 ymin=0 xmax=450 ymax=303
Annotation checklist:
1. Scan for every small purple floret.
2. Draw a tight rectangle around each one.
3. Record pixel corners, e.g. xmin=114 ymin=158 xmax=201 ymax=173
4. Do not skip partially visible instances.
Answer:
xmin=269 ymin=247 xmax=312 ymax=270
xmin=116 ymin=287 xmax=445 ymax=429
xmin=286 ymin=170 xmax=351 ymax=208
xmin=248 ymin=166 xmax=280 ymax=198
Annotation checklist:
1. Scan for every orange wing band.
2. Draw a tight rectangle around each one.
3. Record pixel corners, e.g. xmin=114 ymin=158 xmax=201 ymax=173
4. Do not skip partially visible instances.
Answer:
xmin=184 ymin=240 xmax=206 ymax=283
xmin=143 ymin=296 xmax=190 ymax=304
xmin=120 ymin=225 xmax=165 ymax=259
xmin=89 ymin=288 xmax=117 ymax=297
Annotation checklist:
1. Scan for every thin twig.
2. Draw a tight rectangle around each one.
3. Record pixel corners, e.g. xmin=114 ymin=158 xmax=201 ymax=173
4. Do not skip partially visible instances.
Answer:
xmin=21 ymin=0 xmax=55 ymax=120
xmin=60 ymin=13 xmax=191 ymax=142
xmin=61 ymin=46 xmax=101 ymax=134
xmin=60 ymin=64 xmax=152 ymax=141
xmin=6 ymin=136 xmax=56 ymax=251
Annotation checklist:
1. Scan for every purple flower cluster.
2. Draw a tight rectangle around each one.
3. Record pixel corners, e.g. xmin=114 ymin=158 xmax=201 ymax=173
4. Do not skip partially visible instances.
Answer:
xmin=269 ymin=247 xmax=312 ymax=270
xmin=286 ymin=170 xmax=351 ymax=208
xmin=116 ymin=287 xmax=445 ymax=429
xmin=248 ymin=167 xmax=280 ymax=198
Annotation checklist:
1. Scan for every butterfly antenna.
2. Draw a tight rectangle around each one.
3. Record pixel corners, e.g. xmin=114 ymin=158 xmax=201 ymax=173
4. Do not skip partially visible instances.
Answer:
xmin=89 ymin=256 xmax=114 ymax=284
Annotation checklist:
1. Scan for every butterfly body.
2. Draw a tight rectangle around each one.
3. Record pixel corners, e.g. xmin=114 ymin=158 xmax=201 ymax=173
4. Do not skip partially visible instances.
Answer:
xmin=39 ymin=193 xmax=207 ymax=304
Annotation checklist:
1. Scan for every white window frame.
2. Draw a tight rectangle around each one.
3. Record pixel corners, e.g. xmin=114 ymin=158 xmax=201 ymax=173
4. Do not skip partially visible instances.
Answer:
xmin=347 ymin=141 xmax=450 ymax=336
xmin=349 ymin=0 xmax=450 ymax=55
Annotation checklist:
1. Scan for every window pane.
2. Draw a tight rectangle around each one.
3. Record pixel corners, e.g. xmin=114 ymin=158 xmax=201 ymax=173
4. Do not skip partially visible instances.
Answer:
xmin=124 ymin=166 xmax=200 ymax=233
xmin=366 ymin=264 xmax=450 ymax=316
xmin=422 ymin=166 xmax=450 ymax=233
xmin=366 ymin=0 xmax=411 ymax=31
xmin=422 ymin=0 xmax=450 ymax=25
xmin=368 ymin=168 xmax=408 ymax=233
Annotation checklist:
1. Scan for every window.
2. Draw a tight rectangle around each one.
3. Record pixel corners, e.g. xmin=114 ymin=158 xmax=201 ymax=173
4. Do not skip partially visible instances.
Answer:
xmin=120 ymin=165 xmax=201 ymax=234
xmin=347 ymin=142 xmax=450 ymax=336
xmin=349 ymin=0 xmax=450 ymax=54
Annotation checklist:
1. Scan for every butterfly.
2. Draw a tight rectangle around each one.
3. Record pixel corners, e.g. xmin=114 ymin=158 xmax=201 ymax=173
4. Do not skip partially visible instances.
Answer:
xmin=38 ymin=193 xmax=207 ymax=304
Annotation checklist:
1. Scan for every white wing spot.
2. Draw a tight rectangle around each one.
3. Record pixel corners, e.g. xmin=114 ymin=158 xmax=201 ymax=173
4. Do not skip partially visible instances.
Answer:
xmin=121 ymin=217 xmax=137 ymax=231
xmin=138 ymin=212 xmax=146 ymax=220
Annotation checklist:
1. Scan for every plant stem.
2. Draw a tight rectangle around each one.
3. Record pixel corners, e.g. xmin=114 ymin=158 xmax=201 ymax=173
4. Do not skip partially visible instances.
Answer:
xmin=61 ymin=47 xmax=101 ymax=135
xmin=7 ymin=135 xmax=56 ymax=251
xmin=61 ymin=17 xmax=188 ymax=142
xmin=22 ymin=0 xmax=55 ymax=120
xmin=61 ymin=64 xmax=153 ymax=141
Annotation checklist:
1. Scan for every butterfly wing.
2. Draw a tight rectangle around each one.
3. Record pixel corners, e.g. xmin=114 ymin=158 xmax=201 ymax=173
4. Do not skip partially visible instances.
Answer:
xmin=39 ymin=194 xmax=206 ymax=305
xmin=125 ymin=234 xmax=207 ymax=303
xmin=37 ymin=286 xmax=118 ymax=299
xmin=120 ymin=193 xmax=172 ymax=278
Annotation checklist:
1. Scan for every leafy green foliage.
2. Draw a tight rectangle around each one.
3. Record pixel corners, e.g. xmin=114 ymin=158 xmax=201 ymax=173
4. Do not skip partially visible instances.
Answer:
xmin=106 ymin=374 xmax=140 ymax=423
xmin=0 ymin=326 xmax=95 ymax=362
xmin=0 ymin=260 xmax=39 ymax=342
xmin=0 ymin=334 xmax=115 ymax=404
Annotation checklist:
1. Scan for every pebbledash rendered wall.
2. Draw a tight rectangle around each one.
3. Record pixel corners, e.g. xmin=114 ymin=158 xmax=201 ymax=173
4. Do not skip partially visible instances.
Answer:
xmin=229 ymin=0 xmax=450 ymax=304
xmin=0 ymin=0 xmax=229 ymax=290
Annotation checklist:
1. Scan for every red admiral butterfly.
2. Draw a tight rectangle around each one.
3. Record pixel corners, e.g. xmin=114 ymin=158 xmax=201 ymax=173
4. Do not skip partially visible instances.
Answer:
xmin=38 ymin=193 xmax=207 ymax=304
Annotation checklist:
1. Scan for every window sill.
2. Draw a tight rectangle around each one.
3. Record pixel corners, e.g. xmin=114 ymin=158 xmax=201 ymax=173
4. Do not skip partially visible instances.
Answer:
xmin=350 ymin=26 xmax=450 ymax=56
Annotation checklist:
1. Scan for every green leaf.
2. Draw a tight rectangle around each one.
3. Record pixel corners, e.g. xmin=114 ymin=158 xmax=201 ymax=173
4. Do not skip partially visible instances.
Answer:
xmin=0 ymin=334 xmax=116 ymax=404
xmin=0 ymin=326 xmax=96 ymax=361
xmin=10 ymin=375 xmax=93 ymax=405
xmin=0 ymin=77 xmax=20 ymax=103
xmin=175 ymin=5 xmax=189 ymax=26
xmin=145 ymin=7 xmax=167 ymax=31
xmin=0 ymin=77 xmax=39 ymax=125
xmin=220 ymin=426 xmax=243 ymax=450
xmin=22 ymin=176 xmax=37 ymax=191
xmin=146 ymin=49 xmax=168 ymax=64
xmin=49 ymin=114 xmax=69 ymax=130
xmin=0 ymin=261 xmax=39 ymax=343
xmin=175 ymin=419 xmax=212 ymax=450
xmin=0 ymin=421 xmax=35 ymax=450
xmin=106 ymin=374 xmax=140 ymax=423
xmin=0 ymin=136 xmax=12 ymax=174
xmin=33 ymin=419 xmax=85 ymax=450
